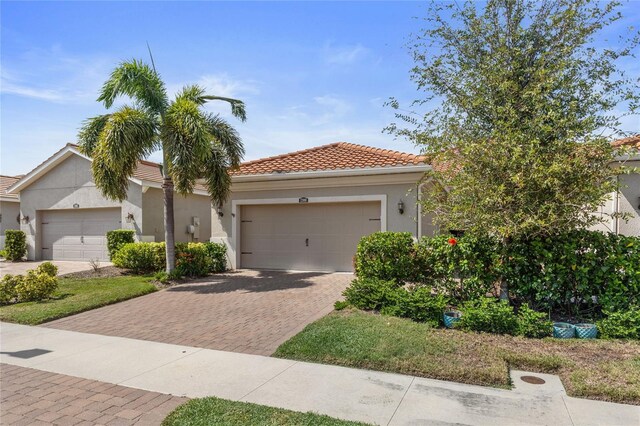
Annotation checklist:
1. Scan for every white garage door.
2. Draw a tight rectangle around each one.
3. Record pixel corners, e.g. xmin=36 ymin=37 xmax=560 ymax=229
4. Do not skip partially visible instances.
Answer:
xmin=240 ymin=202 xmax=381 ymax=272
xmin=41 ymin=208 xmax=121 ymax=261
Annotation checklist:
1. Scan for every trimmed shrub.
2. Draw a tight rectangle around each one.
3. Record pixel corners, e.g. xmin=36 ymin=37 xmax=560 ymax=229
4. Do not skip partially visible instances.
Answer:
xmin=36 ymin=261 xmax=58 ymax=277
xmin=397 ymin=287 xmax=448 ymax=326
xmin=106 ymin=229 xmax=136 ymax=260
xmin=14 ymin=270 xmax=58 ymax=302
xmin=597 ymin=308 xmax=640 ymax=339
xmin=516 ymin=304 xmax=552 ymax=338
xmin=458 ymin=298 xmax=519 ymax=335
xmin=4 ymin=230 xmax=27 ymax=261
xmin=203 ymin=242 xmax=227 ymax=273
xmin=343 ymin=277 xmax=405 ymax=311
xmin=112 ymin=242 xmax=166 ymax=273
xmin=417 ymin=234 xmax=500 ymax=302
xmin=175 ymin=243 xmax=211 ymax=277
xmin=0 ymin=274 xmax=20 ymax=304
xmin=503 ymin=230 xmax=640 ymax=315
xmin=355 ymin=232 xmax=417 ymax=283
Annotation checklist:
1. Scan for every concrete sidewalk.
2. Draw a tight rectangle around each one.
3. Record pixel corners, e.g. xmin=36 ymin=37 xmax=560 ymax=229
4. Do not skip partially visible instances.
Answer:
xmin=1 ymin=322 xmax=638 ymax=425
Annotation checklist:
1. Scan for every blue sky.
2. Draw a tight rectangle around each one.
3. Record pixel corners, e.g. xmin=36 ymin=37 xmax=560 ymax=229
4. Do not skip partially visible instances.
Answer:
xmin=1 ymin=1 xmax=639 ymax=177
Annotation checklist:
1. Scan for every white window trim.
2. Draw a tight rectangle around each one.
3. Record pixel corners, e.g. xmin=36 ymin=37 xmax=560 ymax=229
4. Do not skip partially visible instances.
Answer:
xmin=230 ymin=194 xmax=387 ymax=269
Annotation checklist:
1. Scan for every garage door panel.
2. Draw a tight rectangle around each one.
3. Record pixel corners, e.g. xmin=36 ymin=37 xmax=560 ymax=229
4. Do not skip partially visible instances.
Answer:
xmin=240 ymin=202 xmax=380 ymax=272
xmin=40 ymin=208 xmax=121 ymax=261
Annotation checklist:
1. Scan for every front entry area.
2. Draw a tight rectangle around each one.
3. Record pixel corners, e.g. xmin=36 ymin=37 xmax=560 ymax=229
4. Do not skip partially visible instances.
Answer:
xmin=40 ymin=208 xmax=121 ymax=261
xmin=240 ymin=201 xmax=381 ymax=272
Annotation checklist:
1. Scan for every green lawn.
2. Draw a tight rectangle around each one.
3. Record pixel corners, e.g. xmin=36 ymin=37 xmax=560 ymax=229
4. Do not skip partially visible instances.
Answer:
xmin=162 ymin=397 xmax=370 ymax=426
xmin=274 ymin=309 xmax=640 ymax=405
xmin=0 ymin=275 xmax=157 ymax=325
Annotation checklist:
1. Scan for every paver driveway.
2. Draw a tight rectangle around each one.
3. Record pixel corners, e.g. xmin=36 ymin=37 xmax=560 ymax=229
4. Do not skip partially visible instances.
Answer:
xmin=44 ymin=270 xmax=351 ymax=356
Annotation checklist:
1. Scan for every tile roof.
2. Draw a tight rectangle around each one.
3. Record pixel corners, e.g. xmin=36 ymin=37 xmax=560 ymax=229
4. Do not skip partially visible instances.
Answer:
xmin=234 ymin=142 xmax=426 ymax=176
xmin=0 ymin=175 xmax=21 ymax=199
xmin=612 ymin=135 xmax=640 ymax=149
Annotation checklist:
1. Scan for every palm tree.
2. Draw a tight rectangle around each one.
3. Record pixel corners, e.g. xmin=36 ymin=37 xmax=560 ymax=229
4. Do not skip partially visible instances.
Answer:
xmin=78 ymin=58 xmax=246 ymax=272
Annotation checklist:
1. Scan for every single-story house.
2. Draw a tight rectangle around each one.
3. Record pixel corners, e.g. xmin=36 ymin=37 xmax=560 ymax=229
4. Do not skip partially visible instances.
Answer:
xmin=6 ymin=144 xmax=213 ymax=261
xmin=211 ymin=142 xmax=437 ymax=272
xmin=592 ymin=135 xmax=640 ymax=236
xmin=0 ymin=175 xmax=22 ymax=249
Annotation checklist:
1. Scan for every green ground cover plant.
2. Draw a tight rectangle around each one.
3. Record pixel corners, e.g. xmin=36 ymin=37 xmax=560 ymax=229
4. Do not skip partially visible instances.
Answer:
xmin=0 ymin=275 xmax=156 ymax=324
xmin=162 ymin=397 xmax=370 ymax=426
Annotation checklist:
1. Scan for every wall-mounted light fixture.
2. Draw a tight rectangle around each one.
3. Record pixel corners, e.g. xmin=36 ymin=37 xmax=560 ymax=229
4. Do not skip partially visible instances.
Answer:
xmin=125 ymin=213 xmax=135 ymax=223
xmin=73 ymin=203 xmax=80 ymax=209
xmin=21 ymin=215 xmax=30 ymax=224
xmin=217 ymin=203 xmax=224 ymax=217
xmin=637 ymin=197 xmax=640 ymax=210
xmin=397 ymin=200 xmax=405 ymax=215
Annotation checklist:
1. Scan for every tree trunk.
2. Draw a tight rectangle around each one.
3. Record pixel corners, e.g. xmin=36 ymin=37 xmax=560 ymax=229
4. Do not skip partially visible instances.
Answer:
xmin=499 ymin=236 xmax=511 ymax=301
xmin=162 ymin=177 xmax=176 ymax=273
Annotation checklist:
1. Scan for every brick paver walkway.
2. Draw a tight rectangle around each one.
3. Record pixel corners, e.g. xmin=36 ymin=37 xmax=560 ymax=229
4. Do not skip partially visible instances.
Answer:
xmin=45 ymin=270 xmax=351 ymax=355
xmin=0 ymin=364 xmax=187 ymax=425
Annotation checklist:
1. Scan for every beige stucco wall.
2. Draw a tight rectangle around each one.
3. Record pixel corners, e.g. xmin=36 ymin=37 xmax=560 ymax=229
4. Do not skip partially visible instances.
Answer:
xmin=590 ymin=160 xmax=640 ymax=236
xmin=0 ymin=201 xmax=21 ymax=249
xmin=211 ymin=171 xmax=437 ymax=269
xmin=617 ymin=161 xmax=640 ymax=236
xmin=18 ymin=155 xmax=141 ymax=260
xmin=142 ymin=187 xmax=212 ymax=243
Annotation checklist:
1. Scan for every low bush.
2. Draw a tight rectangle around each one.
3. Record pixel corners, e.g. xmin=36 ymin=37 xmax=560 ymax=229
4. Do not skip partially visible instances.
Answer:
xmin=0 ymin=249 xmax=6 ymax=258
xmin=355 ymin=232 xmax=417 ymax=283
xmin=516 ymin=304 xmax=552 ymax=338
xmin=14 ymin=270 xmax=58 ymax=302
xmin=458 ymin=298 xmax=519 ymax=335
xmin=0 ymin=274 xmax=20 ymax=304
xmin=417 ymin=234 xmax=500 ymax=301
xmin=113 ymin=241 xmax=227 ymax=276
xmin=106 ymin=229 xmax=135 ymax=260
xmin=175 ymin=243 xmax=211 ymax=277
xmin=36 ymin=261 xmax=58 ymax=277
xmin=4 ymin=230 xmax=27 ymax=261
xmin=343 ymin=277 xmax=405 ymax=311
xmin=503 ymin=230 xmax=640 ymax=316
xmin=597 ymin=308 xmax=640 ymax=339
xmin=334 ymin=300 xmax=350 ymax=311
xmin=396 ymin=287 xmax=448 ymax=326
xmin=112 ymin=242 xmax=166 ymax=273
xmin=203 ymin=242 xmax=227 ymax=273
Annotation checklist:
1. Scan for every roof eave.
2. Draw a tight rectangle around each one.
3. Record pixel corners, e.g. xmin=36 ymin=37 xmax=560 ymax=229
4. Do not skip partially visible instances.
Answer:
xmin=7 ymin=145 xmax=90 ymax=194
xmin=232 ymin=164 xmax=431 ymax=183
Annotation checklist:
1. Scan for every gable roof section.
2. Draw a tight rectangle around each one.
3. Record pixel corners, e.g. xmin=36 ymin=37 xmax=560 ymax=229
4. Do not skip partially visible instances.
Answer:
xmin=0 ymin=175 xmax=21 ymax=201
xmin=234 ymin=142 xmax=426 ymax=176
xmin=612 ymin=135 xmax=640 ymax=149
xmin=7 ymin=144 xmax=207 ymax=195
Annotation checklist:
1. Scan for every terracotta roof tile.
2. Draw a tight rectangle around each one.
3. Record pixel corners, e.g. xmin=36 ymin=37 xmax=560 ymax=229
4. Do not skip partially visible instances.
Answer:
xmin=0 ymin=175 xmax=21 ymax=199
xmin=612 ymin=135 xmax=640 ymax=149
xmin=233 ymin=142 xmax=426 ymax=176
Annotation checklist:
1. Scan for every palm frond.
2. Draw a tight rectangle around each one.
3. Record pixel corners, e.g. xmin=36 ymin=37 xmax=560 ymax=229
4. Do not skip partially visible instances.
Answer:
xmin=77 ymin=114 xmax=111 ymax=156
xmin=97 ymin=59 xmax=168 ymax=114
xmin=205 ymin=113 xmax=245 ymax=167
xmin=90 ymin=106 xmax=158 ymax=201
xmin=203 ymin=144 xmax=232 ymax=205
xmin=200 ymin=95 xmax=247 ymax=122
xmin=162 ymin=97 xmax=211 ymax=194
xmin=175 ymin=85 xmax=207 ymax=106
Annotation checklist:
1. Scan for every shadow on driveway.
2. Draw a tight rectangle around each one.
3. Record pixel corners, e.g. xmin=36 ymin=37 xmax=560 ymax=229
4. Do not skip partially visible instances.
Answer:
xmin=166 ymin=269 xmax=332 ymax=294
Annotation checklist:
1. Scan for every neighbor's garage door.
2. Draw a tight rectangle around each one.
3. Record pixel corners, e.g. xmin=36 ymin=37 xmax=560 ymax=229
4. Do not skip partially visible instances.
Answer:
xmin=240 ymin=202 xmax=381 ymax=272
xmin=41 ymin=208 xmax=121 ymax=261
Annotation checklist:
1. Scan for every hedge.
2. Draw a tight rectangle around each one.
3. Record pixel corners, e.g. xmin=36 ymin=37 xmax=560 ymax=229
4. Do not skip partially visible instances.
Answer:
xmin=0 ymin=262 xmax=59 ymax=304
xmin=352 ymin=231 xmax=640 ymax=317
xmin=106 ymin=229 xmax=135 ymax=260
xmin=112 ymin=241 xmax=227 ymax=276
xmin=4 ymin=230 xmax=27 ymax=261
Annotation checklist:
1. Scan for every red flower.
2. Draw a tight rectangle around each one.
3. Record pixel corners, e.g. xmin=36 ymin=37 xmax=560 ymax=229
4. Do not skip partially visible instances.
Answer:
xmin=448 ymin=237 xmax=457 ymax=246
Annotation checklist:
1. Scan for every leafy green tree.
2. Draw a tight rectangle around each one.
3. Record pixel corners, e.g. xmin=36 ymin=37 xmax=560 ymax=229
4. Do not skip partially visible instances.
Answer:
xmin=78 ymin=59 xmax=246 ymax=272
xmin=388 ymin=0 xmax=639 ymax=239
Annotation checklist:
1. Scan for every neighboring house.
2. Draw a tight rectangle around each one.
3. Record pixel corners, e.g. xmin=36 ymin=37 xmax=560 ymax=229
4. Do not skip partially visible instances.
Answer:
xmin=0 ymin=175 xmax=22 ymax=250
xmin=211 ymin=142 xmax=436 ymax=272
xmin=6 ymin=144 xmax=212 ymax=261
xmin=592 ymin=135 xmax=640 ymax=236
